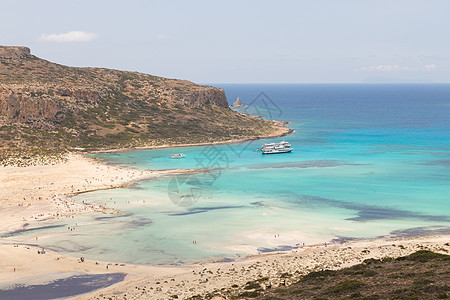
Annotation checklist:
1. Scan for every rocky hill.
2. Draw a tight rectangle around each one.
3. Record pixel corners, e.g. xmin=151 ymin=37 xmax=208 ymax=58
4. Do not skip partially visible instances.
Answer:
xmin=0 ymin=46 xmax=288 ymax=162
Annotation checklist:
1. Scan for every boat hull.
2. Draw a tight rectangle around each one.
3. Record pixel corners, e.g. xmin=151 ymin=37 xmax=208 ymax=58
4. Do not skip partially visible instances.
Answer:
xmin=261 ymin=148 xmax=293 ymax=154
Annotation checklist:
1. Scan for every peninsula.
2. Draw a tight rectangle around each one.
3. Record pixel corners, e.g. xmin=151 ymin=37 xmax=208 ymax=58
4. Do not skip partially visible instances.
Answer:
xmin=0 ymin=46 xmax=289 ymax=165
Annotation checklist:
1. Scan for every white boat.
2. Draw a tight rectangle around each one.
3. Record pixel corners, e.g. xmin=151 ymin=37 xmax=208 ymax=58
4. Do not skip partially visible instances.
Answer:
xmin=261 ymin=140 xmax=293 ymax=154
xmin=171 ymin=153 xmax=185 ymax=159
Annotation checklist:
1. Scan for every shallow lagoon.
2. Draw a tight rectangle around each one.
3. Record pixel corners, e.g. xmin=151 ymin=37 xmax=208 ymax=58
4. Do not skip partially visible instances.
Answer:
xmin=5 ymin=84 xmax=450 ymax=265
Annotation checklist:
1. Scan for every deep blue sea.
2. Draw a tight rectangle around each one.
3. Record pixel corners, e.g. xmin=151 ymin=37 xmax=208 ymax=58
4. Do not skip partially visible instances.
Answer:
xmin=6 ymin=84 xmax=450 ymax=265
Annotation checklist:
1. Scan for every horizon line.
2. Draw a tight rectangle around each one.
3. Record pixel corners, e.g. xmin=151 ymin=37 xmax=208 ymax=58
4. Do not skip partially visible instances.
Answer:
xmin=201 ymin=82 xmax=450 ymax=85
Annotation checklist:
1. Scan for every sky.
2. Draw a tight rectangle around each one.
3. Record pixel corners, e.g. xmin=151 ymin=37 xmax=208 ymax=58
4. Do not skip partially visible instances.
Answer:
xmin=1 ymin=0 xmax=449 ymax=83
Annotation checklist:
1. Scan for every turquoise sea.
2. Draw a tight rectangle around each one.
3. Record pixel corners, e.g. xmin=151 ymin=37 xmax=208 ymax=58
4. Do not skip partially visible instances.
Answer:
xmin=5 ymin=84 xmax=450 ymax=265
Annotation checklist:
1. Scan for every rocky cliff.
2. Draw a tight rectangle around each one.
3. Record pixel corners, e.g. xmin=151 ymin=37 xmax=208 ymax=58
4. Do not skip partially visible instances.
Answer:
xmin=0 ymin=86 xmax=67 ymax=126
xmin=0 ymin=46 xmax=287 ymax=160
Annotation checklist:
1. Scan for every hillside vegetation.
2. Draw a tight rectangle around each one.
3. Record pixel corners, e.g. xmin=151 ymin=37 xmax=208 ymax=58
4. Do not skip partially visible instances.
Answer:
xmin=0 ymin=46 xmax=288 ymax=164
xmin=221 ymin=250 xmax=450 ymax=300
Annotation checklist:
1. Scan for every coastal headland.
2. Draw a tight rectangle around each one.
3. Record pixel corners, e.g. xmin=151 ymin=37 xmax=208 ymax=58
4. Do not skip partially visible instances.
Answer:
xmin=0 ymin=46 xmax=290 ymax=165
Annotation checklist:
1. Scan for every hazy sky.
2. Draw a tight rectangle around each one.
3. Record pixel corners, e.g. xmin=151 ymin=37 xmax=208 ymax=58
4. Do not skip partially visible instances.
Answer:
xmin=1 ymin=0 xmax=449 ymax=83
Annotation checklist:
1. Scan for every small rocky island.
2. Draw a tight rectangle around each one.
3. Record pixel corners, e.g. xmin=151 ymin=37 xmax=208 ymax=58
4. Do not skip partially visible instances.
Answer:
xmin=232 ymin=97 xmax=244 ymax=107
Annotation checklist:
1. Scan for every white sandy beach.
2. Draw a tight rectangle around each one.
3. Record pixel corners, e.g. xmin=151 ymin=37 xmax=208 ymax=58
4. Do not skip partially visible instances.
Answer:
xmin=0 ymin=154 xmax=201 ymax=234
xmin=1 ymin=153 xmax=163 ymax=208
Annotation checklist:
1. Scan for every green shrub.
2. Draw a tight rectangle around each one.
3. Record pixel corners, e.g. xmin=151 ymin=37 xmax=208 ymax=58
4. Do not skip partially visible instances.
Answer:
xmin=326 ymin=280 xmax=366 ymax=294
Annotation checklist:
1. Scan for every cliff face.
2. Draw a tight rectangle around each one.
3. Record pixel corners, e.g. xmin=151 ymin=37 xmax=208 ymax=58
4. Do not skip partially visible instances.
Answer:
xmin=0 ymin=88 xmax=65 ymax=126
xmin=0 ymin=46 xmax=285 ymax=157
xmin=0 ymin=86 xmax=104 ymax=127
xmin=172 ymin=86 xmax=228 ymax=108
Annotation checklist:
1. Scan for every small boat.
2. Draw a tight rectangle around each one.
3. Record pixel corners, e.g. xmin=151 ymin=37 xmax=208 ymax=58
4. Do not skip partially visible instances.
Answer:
xmin=171 ymin=153 xmax=185 ymax=159
xmin=261 ymin=140 xmax=293 ymax=154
